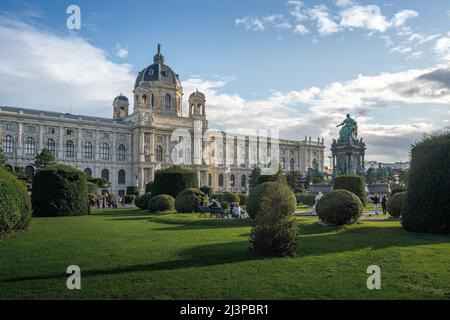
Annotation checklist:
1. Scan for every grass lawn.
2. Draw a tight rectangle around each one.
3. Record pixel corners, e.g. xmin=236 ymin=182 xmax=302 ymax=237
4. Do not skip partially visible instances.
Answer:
xmin=0 ymin=208 xmax=449 ymax=300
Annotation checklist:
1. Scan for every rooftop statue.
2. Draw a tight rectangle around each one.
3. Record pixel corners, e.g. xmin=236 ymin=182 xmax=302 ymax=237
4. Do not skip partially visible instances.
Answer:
xmin=336 ymin=114 xmax=358 ymax=143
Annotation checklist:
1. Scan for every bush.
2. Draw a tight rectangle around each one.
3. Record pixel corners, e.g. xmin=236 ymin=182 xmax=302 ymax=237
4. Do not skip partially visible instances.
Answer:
xmin=238 ymin=193 xmax=247 ymax=206
xmin=124 ymin=195 xmax=135 ymax=204
xmin=0 ymin=168 xmax=32 ymax=234
xmin=148 ymin=194 xmax=175 ymax=213
xmin=145 ymin=181 xmax=154 ymax=194
xmin=316 ymin=189 xmax=363 ymax=226
xmin=174 ymin=188 xmax=206 ymax=213
xmin=217 ymin=192 xmax=240 ymax=207
xmin=333 ymin=174 xmax=366 ymax=206
xmin=256 ymin=168 xmax=287 ymax=186
xmin=387 ymin=192 xmax=406 ymax=218
xmin=0 ymin=168 xmax=31 ymax=234
xmin=249 ymin=182 xmax=298 ymax=257
xmin=402 ymin=132 xmax=450 ymax=234
xmin=247 ymin=182 xmax=296 ymax=219
xmin=134 ymin=193 xmax=153 ymax=210
xmin=32 ymin=164 xmax=88 ymax=217
xmin=152 ymin=166 xmax=199 ymax=198
xmin=87 ymin=181 xmax=98 ymax=194
xmin=390 ymin=185 xmax=406 ymax=197
xmin=296 ymin=193 xmax=316 ymax=207
xmin=126 ymin=186 xmax=139 ymax=196
xmin=200 ymin=185 xmax=214 ymax=198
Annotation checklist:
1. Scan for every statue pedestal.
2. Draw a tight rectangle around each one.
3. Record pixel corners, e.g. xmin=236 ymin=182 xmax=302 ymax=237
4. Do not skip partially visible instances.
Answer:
xmin=331 ymin=139 xmax=366 ymax=177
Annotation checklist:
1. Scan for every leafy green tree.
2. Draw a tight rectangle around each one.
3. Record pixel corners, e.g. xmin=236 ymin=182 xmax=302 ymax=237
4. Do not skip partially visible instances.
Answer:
xmin=0 ymin=148 xmax=6 ymax=166
xmin=13 ymin=166 xmax=27 ymax=183
xmin=34 ymin=148 xmax=56 ymax=169
xmin=89 ymin=177 xmax=111 ymax=189
xmin=285 ymin=171 xmax=303 ymax=193
xmin=248 ymin=167 xmax=261 ymax=189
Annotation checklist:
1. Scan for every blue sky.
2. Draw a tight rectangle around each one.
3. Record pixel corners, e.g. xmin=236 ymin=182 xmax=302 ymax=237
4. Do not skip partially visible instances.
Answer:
xmin=1 ymin=0 xmax=450 ymax=162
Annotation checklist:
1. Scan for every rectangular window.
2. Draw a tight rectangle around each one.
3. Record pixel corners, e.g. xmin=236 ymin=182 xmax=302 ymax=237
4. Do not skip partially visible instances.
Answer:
xmin=118 ymin=134 xmax=125 ymax=141
xmin=66 ymin=129 xmax=74 ymax=136
xmin=101 ymin=132 xmax=110 ymax=140
xmin=4 ymin=123 xmax=13 ymax=131
xmin=47 ymin=127 xmax=55 ymax=134
xmin=84 ymin=131 xmax=93 ymax=139
xmin=25 ymin=125 xmax=36 ymax=134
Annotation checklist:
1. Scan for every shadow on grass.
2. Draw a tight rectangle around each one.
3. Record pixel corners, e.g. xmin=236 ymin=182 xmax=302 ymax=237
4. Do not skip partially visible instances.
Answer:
xmin=0 ymin=240 xmax=261 ymax=283
xmin=146 ymin=216 xmax=254 ymax=230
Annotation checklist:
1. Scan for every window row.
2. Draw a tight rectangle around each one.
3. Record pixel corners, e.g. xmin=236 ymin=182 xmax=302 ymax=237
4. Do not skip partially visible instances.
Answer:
xmin=84 ymin=168 xmax=127 ymax=184
xmin=210 ymin=174 xmax=247 ymax=188
xmin=1 ymin=136 xmax=126 ymax=160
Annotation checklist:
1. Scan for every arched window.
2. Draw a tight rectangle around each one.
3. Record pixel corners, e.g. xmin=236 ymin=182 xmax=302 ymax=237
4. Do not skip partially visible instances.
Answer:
xmin=84 ymin=168 xmax=92 ymax=177
xmin=118 ymin=144 xmax=126 ymax=161
xmin=218 ymin=174 xmax=224 ymax=187
xmin=208 ymin=173 xmax=212 ymax=186
xmin=46 ymin=139 xmax=56 ymax=157
xmin=25 ymin=165 xmax=34 ymax=183
xmin=290 ymin=158 xmax=295 ymax=172
xmin=156 ymin=146 xmax=163 ymax=162
xmin=142 ymin=94 xmax=148 ymax=107
xmin=101 ymin=169 xmax=109 ymax=182
xmin=83 ymin=142 xmax=93 ymax=159
xmin=2 ymin=135 xmax=15 ymax=154
xmin=100 ymin=143 xmax=110 ymax=160
xmin=164 ymin=94 xmax=171 ymax=109
xmin=65 ymin=140 xmax=75 ymax=158
xmin=241 ymin=175 xmax=246 ymax=187
xmin=230 ymin=174 xmax=235 ymax=187
xmin=25 ymin=137 xmax=35 ymax=155
xmin=118 ymin=169 xmax=126 ymax=184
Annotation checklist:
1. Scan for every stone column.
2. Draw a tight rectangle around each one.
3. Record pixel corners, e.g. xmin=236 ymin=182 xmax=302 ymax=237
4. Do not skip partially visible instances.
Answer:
xmin=17 ymin=122 xmax=23 ymax=156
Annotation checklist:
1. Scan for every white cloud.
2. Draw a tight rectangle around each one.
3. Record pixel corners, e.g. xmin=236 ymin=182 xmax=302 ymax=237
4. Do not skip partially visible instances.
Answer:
xmin=308 ymin=5 xmax=341 ymax=36
xmin=115 ymin=46 xmax=128 ymax=59
xmin=390 ymin=45 xmax=412 ymax=55
xmin=235 ymin=16 xmax=265 ymax=31
xmin=293 ymin=24 xmax=309 ymax=35
xmin=340 ymin=5 xmax=391 ymax=32
xmin=0 ymin=17 xmax=134 ymax=115
xmin=392 ymin=10 xmax=419 ymax=28
xmin=434 ymin=37 xmax=450 ymax=61
xmin=335 ymin=0 xmax=353 ymax=8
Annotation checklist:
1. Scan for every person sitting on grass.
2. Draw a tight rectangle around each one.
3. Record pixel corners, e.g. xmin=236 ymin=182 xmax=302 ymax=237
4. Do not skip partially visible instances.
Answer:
xmin=231 ymin=202 xmax=241 ymax=219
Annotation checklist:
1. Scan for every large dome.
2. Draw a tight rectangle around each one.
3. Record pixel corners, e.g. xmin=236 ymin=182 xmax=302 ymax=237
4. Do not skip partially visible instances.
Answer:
xmin=134 ymin=44 xmax=180 ymax=88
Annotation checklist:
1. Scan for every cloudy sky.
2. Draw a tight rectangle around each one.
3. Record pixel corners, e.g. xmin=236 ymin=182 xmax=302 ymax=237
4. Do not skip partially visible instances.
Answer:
xmin=1 ymin=0 xmax=450 ymax=162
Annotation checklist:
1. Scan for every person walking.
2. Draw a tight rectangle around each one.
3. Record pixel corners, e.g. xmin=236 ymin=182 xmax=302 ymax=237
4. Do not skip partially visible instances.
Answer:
xmin=372 ymin=194 xmax=380 ymax=216
xmin=381 ymin=194 xmax=388 ymax=215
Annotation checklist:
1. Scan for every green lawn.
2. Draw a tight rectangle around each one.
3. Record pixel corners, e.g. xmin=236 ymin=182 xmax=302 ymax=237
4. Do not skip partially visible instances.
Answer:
xmin=0 ymin=208 xmax=449 ymax=299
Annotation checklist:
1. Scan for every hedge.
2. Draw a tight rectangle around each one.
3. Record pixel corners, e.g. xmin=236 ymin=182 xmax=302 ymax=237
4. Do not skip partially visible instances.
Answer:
xmin=148 ymin=194 xmax=175 ymax=213
xmin=126 ymin=186 xmax=139 ymax=196
xmin=390 ymin=185 xmax=406 ymax=196
xmin=0 ymin=168 xmax=32 ymax=234
xmin=333 ymin=174 xmax=366 ymax=206
xmin=145 ymin=181 xmax=154 ymax=194
xmin=316 ymin=189 xmax=362 ymax=226
xmin=200 ymin=186 xmax=214 ymax=198
xmin=295 ymin=193 xmax=316 ymax=207
xmin=250 ymin=181 xmax=298 ymax=257
xmin=247 ymin=182 xmax=296 ymax=219
xmin=387 ymin=191 xmax=406 ymax=218
xmin=32 ymin=164 xmax=88 ymax=217
xmin=174 ymin=188 xmax=206 ymax=213
xmin=255 ymin=168 xmax=287 ymax=186
xmin=402 ymin=132 xmax=450 ymax=234
xmin=217 ymin=192 xmax=240 ymax=205
xmin=152 ymin=165 xmax=198 ymax=198
xmin=134 ymin=193 xmax=153 ymax=210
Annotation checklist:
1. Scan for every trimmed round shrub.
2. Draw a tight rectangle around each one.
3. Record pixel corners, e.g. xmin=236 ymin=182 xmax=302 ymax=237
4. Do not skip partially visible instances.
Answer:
xmin=152 ymin=165 xmax=199 ymax=198
xmin=247 ymin=182 xmax=296 ymax=219
xmin=391 ymin=185 xmax=406 ymax=197
xmin=333 ymin=174 xmax=366 ymax=206
xmin=32 ymin=164 xmax=88 ymax=217
xmin=316 ymin=189 xmax=363 ymax=226
xmin=249 ymin=182 xmax=298 ymax=256
xmin=402 ymin=132 xmax=450 ymax=234
xmin=200 ymin=186 xmax=214 ymax=198
xmin=218 ymin=192 xmax=240 ymax=205
xmin=238 ymin=193 xmax=247 ymax=206
xmin=0 ymin=168 xmax=32 ymax=234
xmin=126 ymin=186 xmax=139 ymax=196
xmin=387 ymin=191 xmax=406 ymax=218
xmin=296 ymin=192 xmax=316 ymax=207
xmin=134 ymin=193 xmax=153 ymax=210
xmin=174 ymin=188 xmax=206 ymax=213
xmin=148 ymin=194 xmax=175 ymax=213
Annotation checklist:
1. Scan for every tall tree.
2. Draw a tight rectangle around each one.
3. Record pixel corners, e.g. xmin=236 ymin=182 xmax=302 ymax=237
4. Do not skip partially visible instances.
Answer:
xmin=34 ymin=148 xmax=56 ymax=169
xmin=13 ymin=166 xmax=28 ymax=182
xmin=0 ymin=147 xmax=6 ymax=166
xmin=248 ymin=167 xmax=261 ymax=189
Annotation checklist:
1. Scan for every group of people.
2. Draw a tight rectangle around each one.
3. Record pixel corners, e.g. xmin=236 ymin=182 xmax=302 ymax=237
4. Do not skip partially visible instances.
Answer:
xmin=89 ymin=195 xmax=126 ymax=209
xmin=200 ymin=200 xmax=248 ymax=219
xmin=370 ymin=193 xmax=388 ymax=216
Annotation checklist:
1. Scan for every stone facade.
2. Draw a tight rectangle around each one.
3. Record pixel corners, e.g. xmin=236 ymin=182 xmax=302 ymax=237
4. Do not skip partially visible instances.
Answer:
xmin=0 ymin=45 xmax=325 ymax=195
